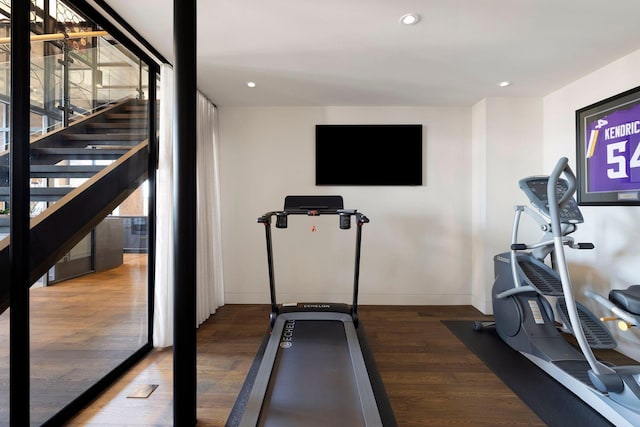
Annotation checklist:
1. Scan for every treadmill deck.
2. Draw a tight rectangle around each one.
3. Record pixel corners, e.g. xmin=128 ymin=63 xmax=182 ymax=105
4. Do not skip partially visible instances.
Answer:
xmin=238 ymin=312 xmax=384 ymax=427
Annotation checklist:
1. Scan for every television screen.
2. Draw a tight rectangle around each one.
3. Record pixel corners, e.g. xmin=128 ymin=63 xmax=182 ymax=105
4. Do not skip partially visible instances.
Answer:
xmin=576 ymin=86 xmax=640 ymax=205
xmin=315 ymin=124 xmax=422 ymax=186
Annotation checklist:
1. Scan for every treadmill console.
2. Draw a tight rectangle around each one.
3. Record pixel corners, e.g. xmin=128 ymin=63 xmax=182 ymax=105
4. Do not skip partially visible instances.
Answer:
xmin=519 ymin=176 xmax=584 ymax=224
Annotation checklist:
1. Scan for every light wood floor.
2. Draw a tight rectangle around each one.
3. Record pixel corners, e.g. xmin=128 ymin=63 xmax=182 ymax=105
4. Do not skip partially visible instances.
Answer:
xmin=0 ymin=253 xmax=149 ymax=426
xmin=65 ymin=304 xmax=545 ymax=426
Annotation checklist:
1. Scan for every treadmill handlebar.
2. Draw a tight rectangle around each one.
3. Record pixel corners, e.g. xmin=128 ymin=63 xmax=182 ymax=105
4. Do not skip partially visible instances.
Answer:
xmin=257 ymin=209 xmax=369 ymax=229
xmin=258 ymin=203 xmax=369 ymax=323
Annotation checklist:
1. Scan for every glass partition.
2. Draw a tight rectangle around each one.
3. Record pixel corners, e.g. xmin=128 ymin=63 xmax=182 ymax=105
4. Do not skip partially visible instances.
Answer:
xmin=27 ymin=18 xmax=151 ymax=421
xmin=0 ymin=307 xmax=6 ymax=424
xmin=0 ymin=0 xmax=155 ymax=423
xmin=0 ymin=1 xmax=10 ymax=424
xmin=0 ymin=0 xmax=153 ymax=424
xmin=30 ymin=189 xmax=149 ymax=425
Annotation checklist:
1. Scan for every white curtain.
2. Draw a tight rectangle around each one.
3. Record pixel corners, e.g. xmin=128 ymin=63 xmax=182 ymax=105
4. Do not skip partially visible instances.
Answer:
xmin=195 ymin=92 xmax=225 ymax=326
xmin=153 ymin=65 xmax=224 ymax=347
xmin=153 ymin=63 xmax=175 ymax=347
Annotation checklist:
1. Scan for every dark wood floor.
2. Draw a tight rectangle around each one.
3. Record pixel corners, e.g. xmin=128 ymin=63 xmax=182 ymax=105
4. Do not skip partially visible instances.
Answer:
xmin=5 ymin=254 xmax=634 ymax=426
xmin=0 ymin=252 xmax=548 ymax=426
xmin=66 ymin=304 xmax=546 ymax=427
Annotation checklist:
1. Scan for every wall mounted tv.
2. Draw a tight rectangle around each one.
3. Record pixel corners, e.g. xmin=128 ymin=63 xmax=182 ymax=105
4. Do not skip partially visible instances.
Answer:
xmin=576 ymin=85 xmax=640 ymax=205
xmin=315 ymin=124 xmax=423 ymax=186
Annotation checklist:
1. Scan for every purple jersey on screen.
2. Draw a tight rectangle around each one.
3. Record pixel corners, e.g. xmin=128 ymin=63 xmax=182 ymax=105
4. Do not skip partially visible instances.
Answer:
xmin=585 ymin=103 xmax=640 ymax=193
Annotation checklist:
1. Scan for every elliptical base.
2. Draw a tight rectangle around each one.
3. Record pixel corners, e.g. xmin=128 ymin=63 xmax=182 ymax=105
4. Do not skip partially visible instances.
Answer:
xmin=523 ymin=353 xmax=640 ymax=427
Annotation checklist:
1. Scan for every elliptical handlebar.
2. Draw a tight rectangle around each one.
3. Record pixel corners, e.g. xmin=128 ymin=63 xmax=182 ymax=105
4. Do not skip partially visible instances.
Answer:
xmin=547 ymin=157 xmax=577 ymax=237
xmin=545 ymin=157 xmax=611 ymax=377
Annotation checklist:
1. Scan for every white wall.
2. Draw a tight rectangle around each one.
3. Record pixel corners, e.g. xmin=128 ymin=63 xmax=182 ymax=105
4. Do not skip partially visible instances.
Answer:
xmin=218 ymin=106 xmax=472 ymax=305
xmin=543 ymin=49 xmax=640 ymax=359
xmin=471 ymin=98 xmax=543 ymax=313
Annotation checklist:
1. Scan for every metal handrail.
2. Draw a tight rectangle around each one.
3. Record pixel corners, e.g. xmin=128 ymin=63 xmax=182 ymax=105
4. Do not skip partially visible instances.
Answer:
xmin=0 ymin=30 xmax=109 ymax=45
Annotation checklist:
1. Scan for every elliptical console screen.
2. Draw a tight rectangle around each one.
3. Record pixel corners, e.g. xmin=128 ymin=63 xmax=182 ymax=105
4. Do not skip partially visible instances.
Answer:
xmin=519 ymin=177 xmax=584 ymax=223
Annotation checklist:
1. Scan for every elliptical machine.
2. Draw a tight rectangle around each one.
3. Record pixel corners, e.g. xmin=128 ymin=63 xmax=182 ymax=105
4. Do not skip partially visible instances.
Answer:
xmin=487 ymin=157 xmax=640 ymax=427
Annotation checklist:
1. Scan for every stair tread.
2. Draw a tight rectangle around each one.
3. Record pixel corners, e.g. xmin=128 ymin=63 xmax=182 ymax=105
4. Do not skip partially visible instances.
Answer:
xmin=32 ymin=147 xmax=129 ymax=154
xmin=62 ymin=133 xmax=146 ymax=140
xmin=31 ymin=164 xmax=104 ymax=169
xmin=30 ymin=165 xmax=105 ymax=177
xmin=0 ymin=187 xmax=73 ymax=195
xmin=105 ymin=113 xmax=147 ymax=120
xmin=0 ymin=186 xmax=74 ymax=202
xmin=86 ymin=122 xmax=147 ymax=129
xmin=30 ymin=147 xmax=129 ymax=161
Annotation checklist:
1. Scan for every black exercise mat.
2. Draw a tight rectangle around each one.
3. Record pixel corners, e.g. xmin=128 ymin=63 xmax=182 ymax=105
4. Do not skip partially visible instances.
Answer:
xmin=443 ymin=320 xmax=613 ymax=427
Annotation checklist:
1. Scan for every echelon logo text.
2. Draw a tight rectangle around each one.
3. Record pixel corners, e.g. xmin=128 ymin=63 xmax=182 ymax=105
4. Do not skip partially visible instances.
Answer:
xmin=280 ymin=320 xmax=296 ymax=349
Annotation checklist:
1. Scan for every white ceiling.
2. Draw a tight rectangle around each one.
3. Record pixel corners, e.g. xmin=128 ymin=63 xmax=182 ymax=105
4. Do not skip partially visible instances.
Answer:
xmin=104 ymin=0 xmax=640 ymax=107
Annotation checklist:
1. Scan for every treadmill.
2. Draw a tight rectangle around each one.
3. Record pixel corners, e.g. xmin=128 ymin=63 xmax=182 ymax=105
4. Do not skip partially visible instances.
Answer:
xmin=225 ymin=195 xmax=397 ymax=427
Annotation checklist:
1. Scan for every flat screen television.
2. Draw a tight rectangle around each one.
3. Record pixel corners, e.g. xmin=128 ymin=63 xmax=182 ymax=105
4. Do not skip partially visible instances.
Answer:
xmin=576 ymin=85 xmax=640 ymax=205
xmin=315 ymin=124 xmax=423 ymax=186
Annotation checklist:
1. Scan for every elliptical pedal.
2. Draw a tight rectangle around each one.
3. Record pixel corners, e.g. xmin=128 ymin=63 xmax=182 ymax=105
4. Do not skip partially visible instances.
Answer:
xmin=556 ymin=298 xmax=616 ymax=349
xmin=518 ymin=256 xmax=564 ymax=296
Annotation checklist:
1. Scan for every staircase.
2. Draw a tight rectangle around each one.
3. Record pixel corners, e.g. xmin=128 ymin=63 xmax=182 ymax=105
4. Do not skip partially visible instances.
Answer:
xmin=0 ymin=98 xmax=150 ymax=312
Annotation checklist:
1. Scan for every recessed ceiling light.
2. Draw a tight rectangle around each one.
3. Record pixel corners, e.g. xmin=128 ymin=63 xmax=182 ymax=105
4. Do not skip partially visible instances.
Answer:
xmin=498 ymin=81 xmax=511 ymax=87
xmin=247 ymin=81 xmax=256 ymax=88
xmin=400 ymin=13 xmax=420 ymax=25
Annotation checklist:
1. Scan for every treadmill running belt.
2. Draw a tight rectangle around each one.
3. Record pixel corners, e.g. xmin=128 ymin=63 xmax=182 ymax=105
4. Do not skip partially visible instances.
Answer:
xmin=259 ymin=320 xmax=365 ymax=427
